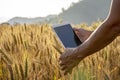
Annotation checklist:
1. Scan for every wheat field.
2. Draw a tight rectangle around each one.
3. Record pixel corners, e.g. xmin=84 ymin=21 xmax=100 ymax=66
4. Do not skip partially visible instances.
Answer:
xmin=0 ymin=22 xmax=120 ymax=80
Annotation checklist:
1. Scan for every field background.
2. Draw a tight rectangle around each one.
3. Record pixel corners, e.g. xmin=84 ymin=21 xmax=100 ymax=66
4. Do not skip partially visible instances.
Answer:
xmin=0 ymin=22 xmax=120 ymax=80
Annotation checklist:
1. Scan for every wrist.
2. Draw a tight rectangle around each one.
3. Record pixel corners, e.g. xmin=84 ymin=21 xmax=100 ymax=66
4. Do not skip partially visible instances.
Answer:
xmin=73 ymin=47 xmax=86 ymax=61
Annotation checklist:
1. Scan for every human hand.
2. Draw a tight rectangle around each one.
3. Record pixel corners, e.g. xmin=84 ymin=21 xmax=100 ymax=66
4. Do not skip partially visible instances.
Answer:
xmin=73 ymin=28 xmax=93 ymax=42
xmin=59 ymin=48 xmax=84 ymax=75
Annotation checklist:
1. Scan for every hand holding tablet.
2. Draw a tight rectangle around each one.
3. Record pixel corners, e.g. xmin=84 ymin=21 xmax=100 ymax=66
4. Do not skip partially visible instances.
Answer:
xmin=53 ymin=24 xmax=82 ymax=48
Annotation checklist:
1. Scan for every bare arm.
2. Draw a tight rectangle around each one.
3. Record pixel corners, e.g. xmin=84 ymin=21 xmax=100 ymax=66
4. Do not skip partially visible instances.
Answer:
xmin=60 ymin=0 xmax=120 ymax=75
xmin=75 ymin=21 xmax=120 ymax=59
xmin=75 ymin=0 xmax=120 ymax=58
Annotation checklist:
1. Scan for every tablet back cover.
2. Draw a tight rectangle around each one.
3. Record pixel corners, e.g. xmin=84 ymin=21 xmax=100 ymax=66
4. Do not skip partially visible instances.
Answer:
xmin=53 ymin=24 xmax=82 ymax=48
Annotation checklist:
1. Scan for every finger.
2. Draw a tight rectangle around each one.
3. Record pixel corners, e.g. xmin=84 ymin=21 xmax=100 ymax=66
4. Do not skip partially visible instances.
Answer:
xmin=60 ymin=61 xmax=66 ymax=66
xmin=63 ymin=65 xmax=73 ymax=75
xmin=64 ymin=69 xmax=71 ymax=75
xmin=60 ymin=59 xmax=71 ymax=66
xmin=73 ymin=29 xmax=79 ymax=34
xmin=59 ymin=55 xmax=62 ymax=60
xmin=73 ymin=28 xmax=79 ymax=31
xmin=59 ymin=54 xmax=66 ymax=60
xmin=61 ymin=65 xmax=67 ymax=71
xmin=65 ymin=63 xmax=76 ymax=75
xmin=58 ymin=59 xmax=61 ymax=62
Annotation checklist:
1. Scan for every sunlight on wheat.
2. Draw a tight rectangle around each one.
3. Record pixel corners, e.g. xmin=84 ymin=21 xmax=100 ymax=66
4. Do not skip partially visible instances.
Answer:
xmin=0 ymin=22 xmax=120 ymax=80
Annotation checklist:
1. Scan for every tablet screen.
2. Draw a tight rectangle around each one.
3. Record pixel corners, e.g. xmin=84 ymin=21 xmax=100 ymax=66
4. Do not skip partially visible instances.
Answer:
xmin=53 ymin=24 xmax=82 ymax=48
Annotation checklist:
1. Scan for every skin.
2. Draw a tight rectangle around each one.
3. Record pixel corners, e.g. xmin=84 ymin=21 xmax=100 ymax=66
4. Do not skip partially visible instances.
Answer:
xmin=73 ymin=28 xmax=93 ymax=42
xmin=59 ymin=0 xmax=120 ymax=75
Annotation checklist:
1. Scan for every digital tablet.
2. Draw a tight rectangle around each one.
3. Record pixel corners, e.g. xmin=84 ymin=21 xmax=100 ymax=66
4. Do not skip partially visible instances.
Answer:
xmin=53 ymin=24 xmax=82 ymax=48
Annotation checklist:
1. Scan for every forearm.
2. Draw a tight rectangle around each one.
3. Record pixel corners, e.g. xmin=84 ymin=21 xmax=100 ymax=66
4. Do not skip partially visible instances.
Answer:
xmin=75 ymin=20 xmax=120 ymax=59
xmin=74 ymin=0 xmax=120 ymax=59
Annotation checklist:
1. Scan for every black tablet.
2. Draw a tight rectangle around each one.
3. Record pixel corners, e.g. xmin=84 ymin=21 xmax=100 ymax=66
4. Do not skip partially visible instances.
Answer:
xmin=53 ymin=24 xmax=82 ymax=48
